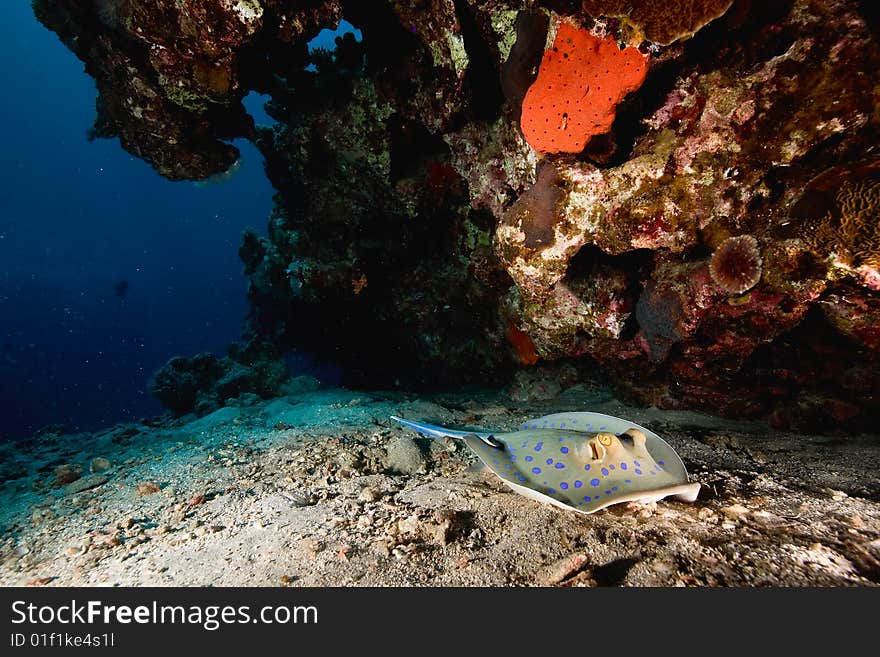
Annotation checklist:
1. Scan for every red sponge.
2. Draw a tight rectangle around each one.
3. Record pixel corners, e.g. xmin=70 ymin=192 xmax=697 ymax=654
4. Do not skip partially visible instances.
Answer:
xmin=520 ymin=23 xmax=648 ymax=154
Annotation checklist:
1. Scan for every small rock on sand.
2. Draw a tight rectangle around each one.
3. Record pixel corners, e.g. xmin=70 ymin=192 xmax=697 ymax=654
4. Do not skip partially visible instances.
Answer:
xmin=64 ymin=474 xmax=110 ymax=495
xmin=136 ymin=482 xmax=162 ymax=496
xmin=534 ymin=553 xmax=591 ymax=586
xmin=90 ymin=457 xmax=112 ymax=473
xmin=385 ymin=436 xmax=426 ymax=475
xmin=54 ymin=464 xmax=82 ymax=486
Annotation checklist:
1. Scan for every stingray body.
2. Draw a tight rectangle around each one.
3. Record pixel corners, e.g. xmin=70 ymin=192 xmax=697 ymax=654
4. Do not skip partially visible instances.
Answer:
xmin=391 ymin=412 xmax=700 ymax=514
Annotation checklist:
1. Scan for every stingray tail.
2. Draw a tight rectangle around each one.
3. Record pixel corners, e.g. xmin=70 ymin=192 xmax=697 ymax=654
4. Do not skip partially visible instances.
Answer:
xmin=390 ymin=415 xmax=494 ymax=440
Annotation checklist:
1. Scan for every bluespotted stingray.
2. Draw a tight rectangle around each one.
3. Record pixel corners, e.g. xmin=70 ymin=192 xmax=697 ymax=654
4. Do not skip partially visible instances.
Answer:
xmin=391 ymin=412 xmax=700 ymax=514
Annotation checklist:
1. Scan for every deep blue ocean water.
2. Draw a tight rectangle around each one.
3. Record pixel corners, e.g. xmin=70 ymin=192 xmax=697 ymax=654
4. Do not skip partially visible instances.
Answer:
xmin=0 ymin=4 xmax=357 ymax=441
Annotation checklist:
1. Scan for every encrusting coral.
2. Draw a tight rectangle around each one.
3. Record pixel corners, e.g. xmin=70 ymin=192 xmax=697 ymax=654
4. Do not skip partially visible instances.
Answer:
xmin=581 ymin=0 xmax=736 ymax=45
xmin=519 ymin=22 xmax=648 ymax=153
xmin=793 ymin=158 xmax=880 ymax=279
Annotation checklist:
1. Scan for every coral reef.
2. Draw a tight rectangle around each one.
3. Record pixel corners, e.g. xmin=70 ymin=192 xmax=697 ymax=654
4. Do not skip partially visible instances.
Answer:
xmin=38 ymin=0 xmax=880 ymax=430
xmin=149 ymin=340 xmax=287 ymax=415
xmin=494 ymin=0 xmax=880 ymax=429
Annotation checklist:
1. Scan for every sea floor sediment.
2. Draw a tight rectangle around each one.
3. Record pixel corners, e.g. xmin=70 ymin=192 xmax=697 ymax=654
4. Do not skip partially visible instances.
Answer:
xmin=2 ymin=380 xmax=878 ymax=586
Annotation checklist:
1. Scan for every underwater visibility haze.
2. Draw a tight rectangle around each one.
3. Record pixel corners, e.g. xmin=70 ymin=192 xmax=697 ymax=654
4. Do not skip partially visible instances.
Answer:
xmin=0 ymin=0 xmax=879 ymax=588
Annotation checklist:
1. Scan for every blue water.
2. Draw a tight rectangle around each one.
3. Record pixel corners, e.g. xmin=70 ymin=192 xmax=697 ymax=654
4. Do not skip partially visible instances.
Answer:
xmin=0 ymin=6 xmax=359 ymax=440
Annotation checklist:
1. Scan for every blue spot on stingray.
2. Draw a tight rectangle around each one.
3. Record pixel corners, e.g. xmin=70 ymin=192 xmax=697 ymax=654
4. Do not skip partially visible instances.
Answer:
xmin=560 ymin=423 xmax=566 ymax=428
xmin=532 ymin=467 xmax=542 ymax=474
xmin=584 ymin=464 xmax=591 ymax=471
xmin=543 ymin=481 xmax=548 ymax=486
xmin=590 ymin=479 xmax=600 ymax=487
xmin=599 ymin=426 xmax=606 ymax=430
xmin=546 ymin=458 xmax=554 ymax=465
xmin=572 ymin=419 xmax=578 ymax=424
xmin=517 ymin=475 xmax=526 ymax=482
xmin=548 ymin=488 xmax=556 ymax=494
xmin=493 ymin=460 xmax=499 ymax=465
xmin=585 ymin=424 xmax=593 ymax=430
xmin=583 ymin=495 xmax=591 ymax=501
xmin=555 ymin=462 xmax=565 ymax=469
xmin=510 ymin=455 xmax=517 ymax=461
xmin=594 ymin=496 xmax=601 ymax=500
xmin=535 ymin=442 xmax=544 ymax=452
xmin=606 ymin=490 xmax=612 ymax=495
xmin=505 ymin=464 xmax=511 ymax=470
xmin=560 ymin=447 xmax=569 ymax=454
xmin=612 ymin=486 xmax=618 ymax=491
xmin=574 ymin=480 xmax=583 ymax=488
xmin=649 ymin=470 xmax=656 ymax=476
xmin=625 ymin=479 xmax=632 ymax=484
xmin=620 ymin=462 xmax=628 ymax=470
xmin=609 ymin=464 xmax=615 ymax=470
xmin=634 ymin=460 xmax=641 ymax=467
xmin=635 ymin=469 xmax=643 ymax=475
xmin=601 ymin=468 xmax=609 ymax=477
xmin=560 ymin=482 xmax=569 ymax=490
xmin=525 ymin=456 xmax=533 ymax=462
xmin=658 ymin=461 xmax=665 ymax=466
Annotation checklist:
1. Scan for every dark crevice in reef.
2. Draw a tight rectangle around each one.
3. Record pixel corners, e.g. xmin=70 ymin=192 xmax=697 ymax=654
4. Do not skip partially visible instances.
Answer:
xmin=734 ymin=307 xmax=880 ymax=433
xmin=858 ymin=0 xmax=880 ymax=33
xmin=341 ymin=1 xmax=422 ymax=80
xmin=389 ymin=118 xmax=451 ymax=183
xmin=593 ymin=55 xmax=684 ymax=167
xmin=500 ymin=10 xmax=550 ymax=123
xmin=690 ymin=0 xmax=797 ymax=73
xmin=453 ymin=0 xmax=505 ymax=123
xmin=565 ymin=245 xmax=654 ymax=283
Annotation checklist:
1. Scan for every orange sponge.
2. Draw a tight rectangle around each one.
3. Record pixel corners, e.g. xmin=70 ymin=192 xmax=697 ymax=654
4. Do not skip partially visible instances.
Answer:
xmin=506 ymin=322 xmax=539 ymax=365
xmin=520 ymin=23 xmax=648 ymax=154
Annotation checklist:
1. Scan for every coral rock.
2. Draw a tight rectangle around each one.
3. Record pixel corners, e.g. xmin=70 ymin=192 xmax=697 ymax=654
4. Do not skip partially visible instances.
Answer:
xmin=582 ymin=0 xmax=735 ymax=46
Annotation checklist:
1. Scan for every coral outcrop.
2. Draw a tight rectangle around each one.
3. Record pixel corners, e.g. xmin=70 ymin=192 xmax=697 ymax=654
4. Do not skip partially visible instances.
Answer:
xmin=38 ymin=0 xmax=880 ymax=430
xmin=149 ymin=340 xmax=287 ymax=415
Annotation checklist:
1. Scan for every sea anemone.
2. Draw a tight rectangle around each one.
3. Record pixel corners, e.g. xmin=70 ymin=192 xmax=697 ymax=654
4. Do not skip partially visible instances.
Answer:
xmin=709 ymin=235 xmax=762 ymax=294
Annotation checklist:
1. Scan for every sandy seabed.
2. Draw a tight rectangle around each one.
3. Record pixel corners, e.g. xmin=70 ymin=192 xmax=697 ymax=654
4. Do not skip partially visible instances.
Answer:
xmin=2 ymin=379 xmax=878 ymax=587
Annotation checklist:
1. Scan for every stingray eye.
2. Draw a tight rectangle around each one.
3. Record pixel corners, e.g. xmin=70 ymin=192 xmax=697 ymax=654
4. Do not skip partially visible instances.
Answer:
xmin=598 ymin=433 xmax=613 ymax=447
